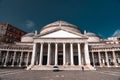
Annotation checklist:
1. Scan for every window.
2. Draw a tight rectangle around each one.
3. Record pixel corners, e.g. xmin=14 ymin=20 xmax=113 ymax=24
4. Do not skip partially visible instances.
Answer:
xmin=117 ymin=38 xmax=120 ymax=41
xmin=7 ymin=27 xmax=13 ymax=31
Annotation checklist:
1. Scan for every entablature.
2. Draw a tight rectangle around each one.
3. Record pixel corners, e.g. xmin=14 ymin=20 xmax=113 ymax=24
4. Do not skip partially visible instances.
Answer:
xmin=33 ymin=38 xmax=88 ymax=43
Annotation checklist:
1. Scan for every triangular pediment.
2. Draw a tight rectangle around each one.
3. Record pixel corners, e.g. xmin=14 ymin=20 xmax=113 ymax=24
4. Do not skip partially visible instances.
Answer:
xmin=40 ymin=30 xmax=84 ymax=38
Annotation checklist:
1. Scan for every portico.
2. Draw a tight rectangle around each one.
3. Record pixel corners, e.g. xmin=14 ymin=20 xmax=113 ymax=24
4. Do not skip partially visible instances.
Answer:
xmin=31 ymin=38 xmax=90 ymax=67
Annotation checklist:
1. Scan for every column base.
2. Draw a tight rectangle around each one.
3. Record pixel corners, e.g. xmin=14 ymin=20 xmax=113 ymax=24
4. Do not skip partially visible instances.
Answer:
xmin=93 ymin=65 xmax=96 ymax=67
xmin=70 ymin=64 xmax=75 ymax=66
xmin=107 ymin=64 xmax=110 ymax=67
xmin=63 ymin=64 xmax=67 ymax=66
xmin=39 ymin=64 xmax=43 ymax=66
xmin=19 ymin=65 xmax=21 ymax=67
xmin=4 ymin=65 xmax=7 ymax=67
xmin=114 ymin=65 xmax=118 ymax=67
xmin=54 ymin=64 xmax=58 ymax=66
xmin=26 ymin=65 xmax=29 ymax=67
xmin=84 ymin=64 xmax=96 ymax=70
xmin=47 ymin=64 xmax=51 ymax=66
xmin=11 ymin=65 xmax=14 ymax=67
xmin=99 ymin=64 xmax=102 ymax=67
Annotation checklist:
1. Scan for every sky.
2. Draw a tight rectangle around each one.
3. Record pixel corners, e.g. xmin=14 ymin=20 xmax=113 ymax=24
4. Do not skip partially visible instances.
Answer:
xmin=0 ymin=0 xmax=120 ymax=38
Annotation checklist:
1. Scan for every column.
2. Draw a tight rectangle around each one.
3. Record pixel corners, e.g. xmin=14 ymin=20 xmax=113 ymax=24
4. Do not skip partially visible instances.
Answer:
xmin=12 ymin=51 xmax=16 ymax=67
xmin=78 ymin=43 xmax=81 ymax=65
xmin=98 ymin=51 xmax=102 ymax=67
xmin=0 ymin=51 xmax=1 ymax=62
xmin=19 ymin=52 xmax=23 ymax=67
xmin=63 ymin=43 xmax=66 ymax=65
xmin=84 ymin=42 xmax=90 ymax=65
xmin=31 ymin=43 xmax=37 ymax=65
xmin=55 ymin=43 xmax=58 ymax=65
xmin=112 ymin=51 xmax=117 ymax=67
xmin=105 ymin=51 xmax=109 ymax=67
xmin=26 ymin=52 xmax=30 ymax=66
xmin=92 ymin=52 xmax=95 ymax=67
xmin=70 ymin=43 xmax=74 ymax=65
xmin=4 ymin=51 xmax=9 ymax=66
xmin=39 ymin=43 xmax=43 ymax=65
xmin=47 ymin=43 xmax=51 ymax=65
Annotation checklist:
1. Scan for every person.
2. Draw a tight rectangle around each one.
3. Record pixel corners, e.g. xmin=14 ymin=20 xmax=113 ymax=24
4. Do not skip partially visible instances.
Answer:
xmin=82 ymin=66 xmax=84 ymax=72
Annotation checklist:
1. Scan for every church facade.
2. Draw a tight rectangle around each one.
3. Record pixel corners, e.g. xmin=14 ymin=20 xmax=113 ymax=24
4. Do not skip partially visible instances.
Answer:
xmin=0 ymin=21 xmax=120 ymax=70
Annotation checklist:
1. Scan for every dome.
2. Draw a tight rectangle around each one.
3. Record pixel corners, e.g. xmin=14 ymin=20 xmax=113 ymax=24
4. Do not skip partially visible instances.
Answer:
xmin=85 ymin=32 xmax=100 ymax=42
xmin=23 ymin=32 xmax=35 ymax=37
xmin=40 ymin=21 xmax=81 ymax=35
xmin=85 ymin=32 xmax=98 ymax=37
xmin=21 ymin=32 xmax=35 ymax=42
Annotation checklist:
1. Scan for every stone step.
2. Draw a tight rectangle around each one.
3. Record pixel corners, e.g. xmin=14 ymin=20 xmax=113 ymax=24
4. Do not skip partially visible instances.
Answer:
xmin=27 ymin=65 xmax=96 ymax=70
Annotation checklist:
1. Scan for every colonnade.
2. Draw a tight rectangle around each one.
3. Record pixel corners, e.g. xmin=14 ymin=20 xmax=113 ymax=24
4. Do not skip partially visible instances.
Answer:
xmin=31 ymin=42 xmax=90 ymax=66
xmin=0 ymin=51 xmax=32 ymax=67
xmin=90 ymin=50 xmax=120 ymax=67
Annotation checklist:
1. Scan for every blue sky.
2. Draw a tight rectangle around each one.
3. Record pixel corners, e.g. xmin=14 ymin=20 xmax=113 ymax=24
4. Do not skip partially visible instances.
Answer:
xmin=0 ymin=0 xmax=120 ymax=38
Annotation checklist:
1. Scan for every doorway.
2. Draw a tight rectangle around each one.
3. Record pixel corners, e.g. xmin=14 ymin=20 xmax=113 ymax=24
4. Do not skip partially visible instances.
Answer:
xmin=42 ymin=56 xmax=47 ymax=65
xmin=58 ymin=55 xmax=63 ymax=65
xmin=74 ymin=56 xmax=78 ymax=65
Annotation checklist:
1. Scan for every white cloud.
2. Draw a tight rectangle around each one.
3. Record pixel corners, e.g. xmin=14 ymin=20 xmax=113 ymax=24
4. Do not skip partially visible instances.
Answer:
xmin=25 ymin=20 xmax=35 ymax=29
xmin=112 ymin=29 xmax=120 ymax=37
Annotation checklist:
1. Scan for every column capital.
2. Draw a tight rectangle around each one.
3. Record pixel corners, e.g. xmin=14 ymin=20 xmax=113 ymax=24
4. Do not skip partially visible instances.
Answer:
xmin=98 ymin=51 xmax=101 ymax=53
xmin=47 ymin=42 xmax=51 ymax=44
xmin=105 ymin=51 xmax=107 ymax=53
xmin=112 ymin=50 xmax=115 ymax=52
xmin=55 ymin=42 xmax=58 ymax=44
xmin=40 ymin=42 xmax=44 ymax=44
xmin=77 ymin=42 xmax=81 ymax=44
xmin=70 ymin=42 xmax=73 ymax=44
xmin=91 ymin=51 xmax=94 ymax=53
xmin=85 ymin=41 xmax=88 ymax=44
xmin=63 ymin=42 xmax=66 ymax=44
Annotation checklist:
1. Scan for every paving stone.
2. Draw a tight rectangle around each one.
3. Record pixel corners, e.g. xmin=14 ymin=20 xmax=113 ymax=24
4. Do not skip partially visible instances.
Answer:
xmin=0 ymin=69 xmax=119 ymax=80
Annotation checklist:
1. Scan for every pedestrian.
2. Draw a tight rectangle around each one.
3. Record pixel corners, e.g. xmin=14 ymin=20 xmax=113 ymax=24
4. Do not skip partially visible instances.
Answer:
xmin=82 ymin=66 xmax=84 ymax=72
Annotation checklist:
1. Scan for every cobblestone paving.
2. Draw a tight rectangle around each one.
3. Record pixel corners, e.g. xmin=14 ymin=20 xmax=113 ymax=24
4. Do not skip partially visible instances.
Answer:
xmin=0 ymin=69 xmax=120 ymax=80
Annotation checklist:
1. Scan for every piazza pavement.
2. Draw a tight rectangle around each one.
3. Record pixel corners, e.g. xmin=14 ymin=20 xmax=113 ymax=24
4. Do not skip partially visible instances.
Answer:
xmin=0 ymin=68 xmax=120 ymax=80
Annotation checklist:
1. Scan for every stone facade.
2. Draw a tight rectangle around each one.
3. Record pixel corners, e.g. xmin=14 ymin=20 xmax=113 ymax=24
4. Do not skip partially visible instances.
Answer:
xmin=0 ymin=21 xmax=120 ymax=70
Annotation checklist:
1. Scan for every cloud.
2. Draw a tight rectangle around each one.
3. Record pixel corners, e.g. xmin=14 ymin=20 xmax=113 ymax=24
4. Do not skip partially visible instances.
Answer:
xmin=25 ymin=20 xmax=35 ymax=29
xmin=112 ymin=29 xmax=120 ymax=37
xmin=20 ymin=20 xmax=36 ymax=32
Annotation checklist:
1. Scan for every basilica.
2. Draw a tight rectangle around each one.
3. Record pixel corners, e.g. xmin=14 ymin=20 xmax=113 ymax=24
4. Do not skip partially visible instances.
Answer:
xmin=0 ymin=21 xmax=120 ymax=70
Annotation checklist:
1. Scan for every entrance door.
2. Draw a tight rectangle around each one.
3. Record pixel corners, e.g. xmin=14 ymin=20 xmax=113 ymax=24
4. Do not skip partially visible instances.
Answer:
xmin=74 ymin=56 xmax=78 ymax=65
xmin=58 ymin=55 xmax=63 ymax=65
xmin=43 ymin=56 xmax=47 ymax=65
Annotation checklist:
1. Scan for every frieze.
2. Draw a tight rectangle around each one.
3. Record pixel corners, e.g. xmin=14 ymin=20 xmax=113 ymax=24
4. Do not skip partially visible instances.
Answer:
xmin=34 ymin=38 xmax=87 ymax=43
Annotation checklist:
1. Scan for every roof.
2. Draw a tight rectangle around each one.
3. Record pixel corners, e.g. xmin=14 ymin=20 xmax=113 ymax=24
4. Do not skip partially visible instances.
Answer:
xmin=39 ymin=20 xmax=82 ymax=36
xmin=23 ymin=32 xmax=35 ymax=37
xmin=85 ymin=32 xmax=99 ymax=37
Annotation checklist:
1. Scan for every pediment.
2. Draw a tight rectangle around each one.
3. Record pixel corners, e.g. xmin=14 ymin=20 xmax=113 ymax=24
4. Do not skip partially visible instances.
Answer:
xmin=40 ymin=30 xmax=84 ymax=38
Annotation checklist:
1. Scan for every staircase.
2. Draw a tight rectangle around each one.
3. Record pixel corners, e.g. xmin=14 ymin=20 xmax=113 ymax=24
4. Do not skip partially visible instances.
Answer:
xmin=27 ymin=65 xmax=96 ymax=70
